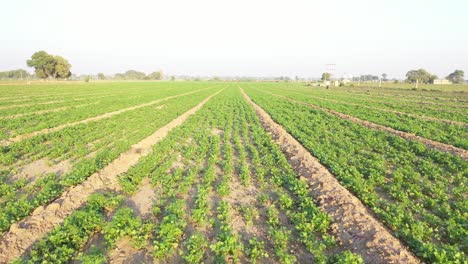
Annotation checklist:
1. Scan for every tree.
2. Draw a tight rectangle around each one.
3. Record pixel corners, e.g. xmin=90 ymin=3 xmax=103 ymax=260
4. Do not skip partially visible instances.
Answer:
xmin=97 ymin=73 xmax=106 ymax=80
xmin=446 ymin=70 xmax=464 ymax=84
xmin=148 ymin=71 xmax=164 ymax=80
xmin=27 ymin=51 xmax=72 ymax=79
xmin=405 ymin=69 xmax=437 ymax=84
xmin=321 ymin=72 xmax=330 ymax=81
xmin=27 ymin=51 xmax=56 ymax=79
xmin=382 ymin=73 xmax=388 ymax=81
xmin=54 ymin=56 xmax=71 ymax=79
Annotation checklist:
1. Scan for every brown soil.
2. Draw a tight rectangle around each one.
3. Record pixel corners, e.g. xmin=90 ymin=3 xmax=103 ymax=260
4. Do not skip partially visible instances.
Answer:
xmin=265 ymin=91 xmax=468 ymax=160
xmin=0 ymin=89 xmax=222 ymax=263
xmin=0 ymin=100 xmax=65 ymax=110
xmin=240 ymin=87 xmax=420 ymax=264
xmin=13 ymin=158 xmax=72 ymax=183
xmin=0 ymin=102 xmax=99 ymax=120
xmin=108 ymin=238 xmax=152 ymax=264
xmin=126 ymin=178 xmax=157 ymax=219
xmin=0 ymin=88 xmax=212 ymax=147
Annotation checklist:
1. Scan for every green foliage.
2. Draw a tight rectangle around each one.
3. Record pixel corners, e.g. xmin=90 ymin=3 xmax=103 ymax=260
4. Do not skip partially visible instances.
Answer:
xmin=446 ymin=70 xmax=464 ymax=84
xmin=182 ymin=233 xmax=208 ymax=264
xmin=21 ymin=193 xmax=121 ymax=263
xmin=102 ymin=207 xmax=151 ymax=249
xmin=245 ymin=85 xmax=467 ymax=263
xmin=27 ymin=51 xmax=71 ymax=79
xmin=0 ymin=69 xmax=30 ymax=79
xmin=114 ymin=70 xmax=146 ymax=80
xmin=329 ymin=251 xmax=364 ymax=264
xmin=406 ymin=69 xmax=437 ymax=84
xmin=247 ymin=238 xmax=268 ymax=263
xmin=321 ymin=72 xmax=331 ymax=81
xmin=78 ymin=246 xmax=107 ymax=264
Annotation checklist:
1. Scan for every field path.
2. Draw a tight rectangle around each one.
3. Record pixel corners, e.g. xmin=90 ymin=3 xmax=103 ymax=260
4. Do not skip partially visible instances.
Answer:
xmin=241 ymin=87 xmax=419 ymax=264
xmin=0 ymin=89 xmax=222 ymax=263
xmin=260 ymin=90 xmax=468 ymax=160
xmin=0 ymin=87 xmax=212 ymax=147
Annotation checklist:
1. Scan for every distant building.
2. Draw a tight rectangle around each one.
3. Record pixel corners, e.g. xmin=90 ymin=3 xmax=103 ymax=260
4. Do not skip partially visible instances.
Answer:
xmin=433 ymin=79 xmax=452 ymax=85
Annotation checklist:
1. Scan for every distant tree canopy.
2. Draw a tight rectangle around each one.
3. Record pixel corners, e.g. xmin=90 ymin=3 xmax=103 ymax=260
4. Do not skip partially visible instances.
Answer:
xmin=27 ymin=51 xmax=71 ymax=79
xmin=148 ymin=71 xmax=164 ymax=80
xmin=446 ymin=70 xmax=464 ymax=84
xmin=321 ymin=72 xmax=330 ymax=81
xmin=382 ymin=73 xmax=388 ymax=81
xmin=115 ymin=70 xmax=146 ymax=80
xmin=97 ymin=73 xmax=106 ymax=80
xmin=0 ymin=69 xmax=30 ymax=79
xmin=114 ymin=70 xmax=164 ymax=80
xmin=405 ymin=69 xmax=437 ymax=84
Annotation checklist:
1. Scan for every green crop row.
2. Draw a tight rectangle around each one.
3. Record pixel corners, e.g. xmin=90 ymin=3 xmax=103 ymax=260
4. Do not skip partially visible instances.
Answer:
xmin=244 ymin=86 xmax=467 ymax=263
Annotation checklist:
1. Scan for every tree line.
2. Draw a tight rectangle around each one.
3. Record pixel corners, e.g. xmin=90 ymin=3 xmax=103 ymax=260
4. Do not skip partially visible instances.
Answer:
xmin=320 ymin=69 xmax=465 ymax=84
xmin=0 ymin=50 xmax=466 ymax=83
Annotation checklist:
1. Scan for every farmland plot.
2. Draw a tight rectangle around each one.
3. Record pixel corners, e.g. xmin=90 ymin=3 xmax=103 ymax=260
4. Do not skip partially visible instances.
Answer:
xmin=0 ymin=82 xmax=465 ymax=264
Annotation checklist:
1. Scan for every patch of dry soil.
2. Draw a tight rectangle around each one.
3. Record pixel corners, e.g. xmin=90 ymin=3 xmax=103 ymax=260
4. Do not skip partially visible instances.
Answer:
xmin=126 ymin=178 xmax=157 ymax=219
xmin=108 ymin=238 xmax=152 ymax=264
xmin=0 ymin=89 xmax=222 ymax=263
xmin=240 ymin=87 xmax=420 ymax=264
xmin=13 ymin=158 xmax=72 ymax=183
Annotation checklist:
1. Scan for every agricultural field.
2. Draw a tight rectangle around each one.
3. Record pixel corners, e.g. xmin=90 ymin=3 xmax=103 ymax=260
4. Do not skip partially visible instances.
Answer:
xmin=0 ymin=82 xmax=466 ymax=264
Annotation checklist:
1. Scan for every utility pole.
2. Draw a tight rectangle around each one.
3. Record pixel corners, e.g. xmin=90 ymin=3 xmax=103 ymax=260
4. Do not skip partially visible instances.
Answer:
xmin=416 ymin=79 xmax=419 ymax=89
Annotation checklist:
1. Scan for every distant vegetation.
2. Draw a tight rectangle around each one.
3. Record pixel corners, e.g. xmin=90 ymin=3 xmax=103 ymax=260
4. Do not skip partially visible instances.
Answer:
xmin=113 ymin=70 xmax=164 ymax=80
xmin=27 ymin=51 xmax=72 ymax=79
xmin=405 ymin=69 xmax=437 ymax=84
xmin=446 ymin=70 xmax=464 ymax=84
xmin=0 ymin=69 xmax=30 ymax=80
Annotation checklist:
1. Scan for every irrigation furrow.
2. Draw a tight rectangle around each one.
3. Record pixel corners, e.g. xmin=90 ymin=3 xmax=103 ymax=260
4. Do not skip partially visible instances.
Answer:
xmin=0 ymin=87 xmax=212 ymax=147
xmin=240 ymin=87 xmax=419 ymax=263
xmin=0 ymin=89 xmax=222 ymax=263
xmin=260 ymin=90 xmax=468 ymax=160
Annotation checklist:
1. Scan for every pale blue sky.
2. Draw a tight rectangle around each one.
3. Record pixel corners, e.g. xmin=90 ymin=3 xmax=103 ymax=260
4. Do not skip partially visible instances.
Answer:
xmin=1 ymin=0 xmax=467 ymax=78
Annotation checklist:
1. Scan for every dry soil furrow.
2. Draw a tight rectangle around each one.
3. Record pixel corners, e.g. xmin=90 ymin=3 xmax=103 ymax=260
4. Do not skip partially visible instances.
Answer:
xmin=240 ymin=87 xmax=419 ymax=264
xmin=0 ymin=89 xmax=221 ymax=263
xmin=280 ymin=90 xmax=467 ymax=127
xmin=0 ymin=102 xmax=99 ymax=120
xmin=0 ymin=88 xmax=212 ymax=147
xmin=0 ymin=100 xmax=65 ymax=110
xmin=262 ymin=90 xmax=468 ymax=160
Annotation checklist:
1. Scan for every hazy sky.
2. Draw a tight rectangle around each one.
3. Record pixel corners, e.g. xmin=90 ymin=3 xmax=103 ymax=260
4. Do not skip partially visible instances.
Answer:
xmin=1 ymin=0 xmax=467 ymax=78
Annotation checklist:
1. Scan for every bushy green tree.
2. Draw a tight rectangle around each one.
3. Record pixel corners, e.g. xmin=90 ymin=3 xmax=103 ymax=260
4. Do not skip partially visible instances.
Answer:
xmin=321 ymin=72 xmax=330 ymax=81
xmin=115 ymin=70 xmax=146 ymax=80
xmin=405 ymin=69 xmax=437 ymax=84
xmin=446 ymin=70 xmax=464 ymax=84
xmin=97 ymin=73 xmax=106 ymax=80
xmin=148 ymin=71 xmax=164 ymax=80
xmin=27 ymin=51 xmax=71 ymax=79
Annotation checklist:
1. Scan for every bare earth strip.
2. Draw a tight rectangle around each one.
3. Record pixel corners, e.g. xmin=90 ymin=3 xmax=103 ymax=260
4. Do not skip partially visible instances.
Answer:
xmin=240 ymin=87 xmax=419 ymax=264
xmin=0 ymin=100 xmax=65 ymax=110
xmin=0 ymin=89 xmax=222 ymax=263
xmin=281 ymin=90 xmax=467 ymax=127
xmin=261 ymin=90 xmax=468 ymax=160
xmin=0 ymin=102 xmax=98 ymax=120
xmin=0 ymin=87 xmax=212 ymax=147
